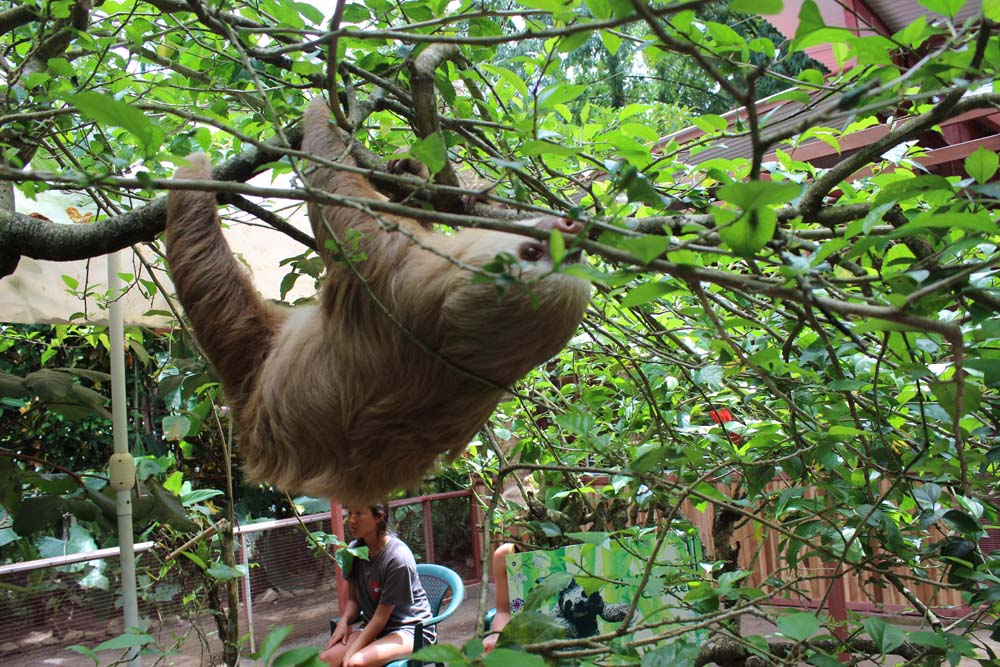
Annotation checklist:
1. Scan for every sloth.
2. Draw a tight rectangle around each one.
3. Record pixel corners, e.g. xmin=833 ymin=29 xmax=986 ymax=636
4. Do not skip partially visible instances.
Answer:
xmin=164 ymin=97 xmax=591 ymax=503
xmin=553 ymin=580 xmax=629 ymax=638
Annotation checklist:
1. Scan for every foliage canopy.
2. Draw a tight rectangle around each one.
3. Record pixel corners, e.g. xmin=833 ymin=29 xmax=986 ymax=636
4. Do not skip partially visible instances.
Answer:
xmin=2 ymin=0 xmax=1000 ymax=665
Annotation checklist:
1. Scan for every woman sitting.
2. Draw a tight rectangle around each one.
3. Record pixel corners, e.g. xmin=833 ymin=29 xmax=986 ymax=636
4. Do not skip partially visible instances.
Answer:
xmin=321 ymin=503 xmax=435 ymax=667
xmin=482 ymin=542 xmax=518 ymax=654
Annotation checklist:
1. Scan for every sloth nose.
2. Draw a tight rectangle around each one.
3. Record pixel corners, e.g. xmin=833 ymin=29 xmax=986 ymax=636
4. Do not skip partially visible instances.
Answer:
xmin=556 ymin=217 xmax=583 ymax=234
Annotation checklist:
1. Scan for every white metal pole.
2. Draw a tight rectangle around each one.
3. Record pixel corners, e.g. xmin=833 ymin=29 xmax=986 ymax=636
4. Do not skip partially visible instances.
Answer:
xmin=108 ymin=251 xmax=141 ymax=667
xmin=240 ymin=531 xmax=256 ymax=653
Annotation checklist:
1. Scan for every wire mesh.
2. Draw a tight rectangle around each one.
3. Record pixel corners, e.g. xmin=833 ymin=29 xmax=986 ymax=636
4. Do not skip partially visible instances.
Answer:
xmin=0 ymin=493 xmax=474 ymax=665
xmin=427 ymin=495 xmax=476 ymax=581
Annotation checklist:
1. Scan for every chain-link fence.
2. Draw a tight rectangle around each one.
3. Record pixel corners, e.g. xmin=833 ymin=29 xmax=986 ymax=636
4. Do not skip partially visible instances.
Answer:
xmin=0 ymin=490 xmax=478 ymax=666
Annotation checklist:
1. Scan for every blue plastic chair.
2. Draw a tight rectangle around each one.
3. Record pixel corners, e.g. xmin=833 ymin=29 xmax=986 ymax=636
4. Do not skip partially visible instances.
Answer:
xmin=330 ymin=563 xmax=465 ymax=667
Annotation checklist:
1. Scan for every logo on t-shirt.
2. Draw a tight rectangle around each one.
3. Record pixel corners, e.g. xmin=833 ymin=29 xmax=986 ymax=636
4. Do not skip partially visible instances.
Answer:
xmin=370 ymin=579 xmax=381 ymax=601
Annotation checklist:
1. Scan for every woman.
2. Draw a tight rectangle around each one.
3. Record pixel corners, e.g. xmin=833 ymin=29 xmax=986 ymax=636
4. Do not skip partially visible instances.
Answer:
xmin=321 ymin=504 xmax=435 ymax=667
xmin=482 ymin=542 xmax=517 ymax=653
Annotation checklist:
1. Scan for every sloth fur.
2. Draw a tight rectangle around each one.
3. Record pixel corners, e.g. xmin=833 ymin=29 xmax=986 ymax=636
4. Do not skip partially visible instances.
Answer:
xmin=165 ymin=97 xmax=591 ymax=503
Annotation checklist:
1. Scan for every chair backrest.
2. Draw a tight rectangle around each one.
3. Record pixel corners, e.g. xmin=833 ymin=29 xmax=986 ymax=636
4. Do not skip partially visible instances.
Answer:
xmin=415 ymin=563 xmax=464 ymax=626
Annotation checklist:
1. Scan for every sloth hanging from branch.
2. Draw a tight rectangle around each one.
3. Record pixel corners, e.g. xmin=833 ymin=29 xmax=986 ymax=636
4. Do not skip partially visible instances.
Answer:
xmin=164 ymin=97 xmax=591 ymax=503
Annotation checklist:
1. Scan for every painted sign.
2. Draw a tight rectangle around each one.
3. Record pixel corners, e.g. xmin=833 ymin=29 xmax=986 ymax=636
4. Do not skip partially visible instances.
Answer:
xmin=505 ymin=533 xmax=705 ymax=645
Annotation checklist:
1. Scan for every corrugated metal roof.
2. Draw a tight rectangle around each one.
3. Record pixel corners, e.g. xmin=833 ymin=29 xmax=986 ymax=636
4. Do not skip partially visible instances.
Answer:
xmin=661 ymin=1 xmax=994 ymax=167
xmin=864 ymin=0 xmax=983 ymax=33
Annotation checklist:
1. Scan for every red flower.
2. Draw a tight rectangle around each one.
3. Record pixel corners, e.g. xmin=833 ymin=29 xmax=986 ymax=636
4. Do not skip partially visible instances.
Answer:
xmin=709 ymin=409 xmax=734 ymax=424
xmin=709 ymin=408 xmax=742 ymax=444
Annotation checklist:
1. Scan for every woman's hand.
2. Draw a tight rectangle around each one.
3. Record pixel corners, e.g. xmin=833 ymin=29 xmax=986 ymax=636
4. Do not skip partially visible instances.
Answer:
xmin=327 ymin=621 xmax=350 ymax=649
xmin=482 ymin=633 xmax=499 ymax=653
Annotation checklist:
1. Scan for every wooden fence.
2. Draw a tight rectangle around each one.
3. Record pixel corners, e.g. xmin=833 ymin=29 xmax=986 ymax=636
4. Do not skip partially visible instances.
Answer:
xmin=681 ymin=483 xmax=972 ymax=618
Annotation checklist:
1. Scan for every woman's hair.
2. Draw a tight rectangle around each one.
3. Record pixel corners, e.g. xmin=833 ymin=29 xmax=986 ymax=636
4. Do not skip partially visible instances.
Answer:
xmin=369 ymin=502 xmax=390 ymax=538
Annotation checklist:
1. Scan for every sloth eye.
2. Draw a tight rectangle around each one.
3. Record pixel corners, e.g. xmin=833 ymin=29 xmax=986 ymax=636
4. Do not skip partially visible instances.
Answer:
xmin=519 ymin=243 xmax=545 ymax=262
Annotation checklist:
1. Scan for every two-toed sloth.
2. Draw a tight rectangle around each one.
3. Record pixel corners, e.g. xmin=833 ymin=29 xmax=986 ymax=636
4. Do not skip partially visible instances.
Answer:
xmin=165 ymin=97 xmax=591 ymax=503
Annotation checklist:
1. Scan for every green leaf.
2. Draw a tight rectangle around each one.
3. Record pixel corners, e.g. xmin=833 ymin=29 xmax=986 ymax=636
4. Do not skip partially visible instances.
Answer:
xmin=537 ymin=83 xmax=588 ymax=109
xmin=929 ymin=380 xmax=981 ymax=421
xmin=272 ymin=646 xmax=322 ymax=667
xmin=895 ymin=15 xmax=929 ymax=48
xmin=294 ymin=1 xmax=325 ymax=24
xmin=67 ymin=645 xmax=99 ymax=664
xmin=620 ymin=236 xmax=672 ymax=264
xmin=93 ymin=633 xmax=156 ymax=652
xmin=411 ymin=134 xmax=447 ymax=176
xmin=411 ymin=644 xmax=465 ymax=662
xmin=696 ymin=365 xmax=724 ymax=388
xmin=485 ymin=648 xmax=546 ymax=667
xmin=341 ymin=4 xmax=371 ymax=22
xmin=908 ymin=631 xmax=949 ymax=649
xmin=641 ymin=641 xmax=701 ymax=667
xmin=181 ymin=550 xmax=207 ymax=570
xmin=181 ymin=489 xmax=224 ymax=506
xmin=565 ymin=531 xmax=610 ymax=546
xmin=519 ymin=140 xmax=578 ymax=157
xmin=630 ymin=445 xmax=672 ymax=473
xmin=584 ymin=0 xmax=611 ymax=19
xmin=494 ymin=612 xmax=566 ymax=650
xmin=537 ymin=521 xmax=562 ymax=537
xmin=777 ymin=612 xmax=820 ymax=642
xmin=524 ymin=571 xmax=573 ymax=611
xmin=917 ymin=0 xmax=966 ymax=18
xmin=68 ymin=93 xmax=163 ymax=158
xmin=965 ymin=146 xmax=999 ymax=184
xmin=792 ymin=0 xmax=825 ymax=46
xmin=162 ymin=470 xmax=183 ymax=494
xmin=254 ymin=626 xmax=293 ymax=665
xmin=600 ymin=30 xmax=621 ymax=55
xmin=889 ymin=210 xmax=997 ymax=238
xmin=162 ymin=414 xmax=191 ymax=441
xmin=558 ymin=31 xmax=591 ymax=53
xmin=693 ymin=114 xmax=728 ymax=134
xmin=280 ymin=272 xmax=300 ymax=300
xmin=874 ymin=175 xmax=953 ymax=206
xmin=941 ymin=509 xmax=982 ymax=535
xmin=621 ymin=281 xmax=678 ymax=308
xmin=864 ymin=617 xmax=905 ymax=654
xmin=47 ymin=57 xmax=76 ymax=78
xmin=717 ymin=181 xmax=802 ymax=210
xmin=548 ymin=227 xmax=566 ymax=265
xmin=731 ymin=0 xmax=782 ymax=13
xmin=479 ymin=65 xmax=529 ymax=101
xmin=985 ymin=0 xmax=1000 ymax=20
xmin=965 ymin=358 xmax=1000 ymax=387
xmin=914 ymin=483 xmax=942 ymax=509
xmin=716 ymin=209 xmax=777 ymax=258
xmin=207 ymin=562 xmax=247 ymax=581
xmin=515 ymin=0 xmax=564 ymax=11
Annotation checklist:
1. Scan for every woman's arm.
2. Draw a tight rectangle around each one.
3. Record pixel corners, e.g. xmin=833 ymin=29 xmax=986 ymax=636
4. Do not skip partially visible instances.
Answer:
xmin=328 ymin=582 xmax=361 ymax=649
xmin=483 ymin=543 xmax=516 ymax=653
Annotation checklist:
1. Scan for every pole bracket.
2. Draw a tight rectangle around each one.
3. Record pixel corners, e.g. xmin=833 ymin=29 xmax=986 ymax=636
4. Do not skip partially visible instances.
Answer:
xmin=108 ymin=453 xmax=136 ymax=491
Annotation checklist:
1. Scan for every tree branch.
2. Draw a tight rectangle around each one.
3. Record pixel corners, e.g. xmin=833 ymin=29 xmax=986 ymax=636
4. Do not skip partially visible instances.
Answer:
xmin=409 ymin=43 xmax=463 ymax=211
xmin=0 ymin=125 xmax=303 ymax=277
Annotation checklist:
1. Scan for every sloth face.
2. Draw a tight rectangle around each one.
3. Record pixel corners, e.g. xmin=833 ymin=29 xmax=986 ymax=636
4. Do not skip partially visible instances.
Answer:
xmin=559 ymin=582 xmax=599 ymax=618
xmin=446 ymin=215 xmax=585 ymax=277
xmin=514 ymin=216 xmax=584 ymax=265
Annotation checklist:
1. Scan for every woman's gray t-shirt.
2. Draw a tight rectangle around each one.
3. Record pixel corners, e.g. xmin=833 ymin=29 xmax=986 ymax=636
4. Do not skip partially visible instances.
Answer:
xmin=348 ymin=535 xmax=436 ymax=643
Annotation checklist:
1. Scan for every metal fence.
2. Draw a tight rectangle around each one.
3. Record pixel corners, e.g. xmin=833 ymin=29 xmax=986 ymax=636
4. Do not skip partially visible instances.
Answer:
xmin=0 ymin=490 xmax=478 ymax=666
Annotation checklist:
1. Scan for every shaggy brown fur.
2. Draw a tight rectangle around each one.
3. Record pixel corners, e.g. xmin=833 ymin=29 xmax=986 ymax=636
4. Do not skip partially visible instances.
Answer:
xmin=165 ymin=97 xmax=591 ymax=503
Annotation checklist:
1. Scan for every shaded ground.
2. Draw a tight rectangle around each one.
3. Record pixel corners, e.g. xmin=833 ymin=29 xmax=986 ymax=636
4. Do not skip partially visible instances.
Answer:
xmin=1 ymin=583 xmax=484 ymax=667
xmin=7 ymin=581 xmax=999 ymax=666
